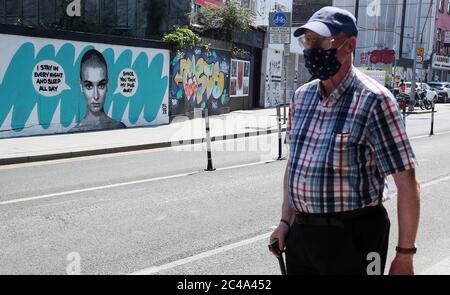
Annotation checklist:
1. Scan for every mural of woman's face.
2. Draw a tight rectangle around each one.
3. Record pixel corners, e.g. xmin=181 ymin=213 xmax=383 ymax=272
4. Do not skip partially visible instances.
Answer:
xmin=80 ymin=64 xmax=108 ymax=114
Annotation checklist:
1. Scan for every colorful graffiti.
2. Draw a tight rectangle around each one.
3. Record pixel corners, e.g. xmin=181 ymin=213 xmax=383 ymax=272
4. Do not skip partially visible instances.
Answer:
xmin=0 ymin=33 xmax=169 ymax=138
xmin=171 ymin=48 xmax=229 ymax=115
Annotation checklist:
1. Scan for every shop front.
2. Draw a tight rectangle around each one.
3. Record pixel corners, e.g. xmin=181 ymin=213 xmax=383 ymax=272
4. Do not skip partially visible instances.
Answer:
xmin=432 ymin=54 xmax=450 ymax=82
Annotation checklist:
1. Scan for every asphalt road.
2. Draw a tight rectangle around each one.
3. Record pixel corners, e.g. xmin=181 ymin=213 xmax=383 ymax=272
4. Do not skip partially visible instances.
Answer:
xmin=1 ymin=105 xmax=450 ymax=275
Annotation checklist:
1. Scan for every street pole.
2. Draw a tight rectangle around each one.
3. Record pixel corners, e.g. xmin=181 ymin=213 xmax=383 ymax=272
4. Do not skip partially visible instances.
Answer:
xmin=392 ymin=52 xmax=398 ymax=91
xmin=399 ymin=0 xmax=407 ymax=59
xmin=283 ymin=48 xmax=287 ymax=124
xmin=354 ymin=0 xmax=359 ymax=60
xmin=410 ymin=0 xmax=423 ymax=111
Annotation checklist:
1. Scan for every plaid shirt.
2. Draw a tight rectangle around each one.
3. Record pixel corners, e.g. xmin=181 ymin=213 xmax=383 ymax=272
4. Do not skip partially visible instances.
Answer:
xmin=287 ymin=67 xmax=416 ymax=213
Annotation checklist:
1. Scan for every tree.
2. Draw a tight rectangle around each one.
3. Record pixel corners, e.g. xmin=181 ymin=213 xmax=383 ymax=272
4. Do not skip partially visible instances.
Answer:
xmin=163 ymin=26 xmax=204 ymax=53
xmin=197 ymin=0 xmax=255 ymax=43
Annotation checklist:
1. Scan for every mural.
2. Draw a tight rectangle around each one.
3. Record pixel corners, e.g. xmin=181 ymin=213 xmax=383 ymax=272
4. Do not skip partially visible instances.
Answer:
xmin=0 ymin=33 xmax=169 ymax=138
xmin=170 ymin=47 xmax=230 ymax=115
xmin=265 ymin=49 xmax=283 ymax=108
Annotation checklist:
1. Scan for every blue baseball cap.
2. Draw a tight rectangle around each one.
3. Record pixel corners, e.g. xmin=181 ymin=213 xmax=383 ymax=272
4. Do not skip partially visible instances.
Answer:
xmin=293 ymin=6 xmax=358 ymax=38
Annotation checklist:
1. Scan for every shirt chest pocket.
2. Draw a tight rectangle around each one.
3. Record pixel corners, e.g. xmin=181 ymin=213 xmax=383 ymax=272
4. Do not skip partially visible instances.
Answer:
xmin=326 ymin=132 xmax=358 ymax=173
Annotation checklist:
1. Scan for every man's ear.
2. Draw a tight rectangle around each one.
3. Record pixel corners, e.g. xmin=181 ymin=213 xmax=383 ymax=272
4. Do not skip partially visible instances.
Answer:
xmin=347 ymin=37 xmax=357 ymax=53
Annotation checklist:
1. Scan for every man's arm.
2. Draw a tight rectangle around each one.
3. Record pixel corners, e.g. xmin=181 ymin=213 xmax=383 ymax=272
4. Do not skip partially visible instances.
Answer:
xmin=269 ymin=162 xmax=294 ymax=254
xmin=389 ymin=168 xmax=420 ymax=275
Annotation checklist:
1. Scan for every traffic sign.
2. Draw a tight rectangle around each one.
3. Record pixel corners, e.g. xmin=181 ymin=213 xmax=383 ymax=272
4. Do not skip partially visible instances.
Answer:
xmin=417 ymin=47 xmax=424 ymax=57
xmin=269 ymin=12 xmax=291 ymax=44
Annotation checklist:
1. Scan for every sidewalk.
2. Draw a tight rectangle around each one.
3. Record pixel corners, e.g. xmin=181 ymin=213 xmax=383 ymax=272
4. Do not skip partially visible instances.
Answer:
xmin=0 ymin=108 xmax=287 ymax=165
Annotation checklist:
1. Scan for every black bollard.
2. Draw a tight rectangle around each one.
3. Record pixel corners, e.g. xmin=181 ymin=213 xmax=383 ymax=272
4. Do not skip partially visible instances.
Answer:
xmin=430 ymin=101 xmax=435 ymax=136
xmin=277 ymin=105 xmax=286 ymax=161
xmin=204 ymin=108 xmax=216 ymax=171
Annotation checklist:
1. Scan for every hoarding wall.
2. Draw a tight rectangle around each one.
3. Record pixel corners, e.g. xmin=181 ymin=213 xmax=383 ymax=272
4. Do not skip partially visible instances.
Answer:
xmin=0 ymin=27 xmax=170 ymax=138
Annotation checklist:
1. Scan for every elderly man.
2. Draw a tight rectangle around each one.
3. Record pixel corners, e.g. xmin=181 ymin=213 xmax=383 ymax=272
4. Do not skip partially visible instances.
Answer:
xmin=270 ymin=7 xmax=420 ymax=275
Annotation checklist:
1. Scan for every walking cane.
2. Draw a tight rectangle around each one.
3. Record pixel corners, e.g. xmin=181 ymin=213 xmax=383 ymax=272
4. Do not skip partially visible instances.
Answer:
xmin=268 ymin=239 xmax=287 ymax=275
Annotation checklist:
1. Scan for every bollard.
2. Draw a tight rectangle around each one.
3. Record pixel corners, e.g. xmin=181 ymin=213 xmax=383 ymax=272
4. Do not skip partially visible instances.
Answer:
xmin=277 ymin=105 xmax=286 ymax=161
xmin=430 ymin=101 xmax=435 ymax=136
xmin=204 ymin=108 xmax=216 ymax=171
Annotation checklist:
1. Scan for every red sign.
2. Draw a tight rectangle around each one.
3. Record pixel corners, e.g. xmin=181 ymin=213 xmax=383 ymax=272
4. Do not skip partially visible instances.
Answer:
xmin=369 ymin=49 xmax=395 ymax=64
xmin=193 ymin=0 xmax=225 ymax=7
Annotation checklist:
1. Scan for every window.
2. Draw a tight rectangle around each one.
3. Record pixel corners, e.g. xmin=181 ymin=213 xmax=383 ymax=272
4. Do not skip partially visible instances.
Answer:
xmin=192 ymin=3 xmax=201 ymax=13
xmin=448 ymin=0 xmax=450 ymax=13
xmin=0 ymin=0 xmax=138 ymax=29
xmin=243 ymin=0 xmax=257 ymax=11
xmin=230 ymin=59 xmax=250 ymax=97
xmin=1 ymin=0 xmax=21 ymax=24
xmin=85 ymin=0 xmax=100 ymax=24
xmin=440 ymin=0 xmax=445 ymax=12
xmin=437 ymin=29 xmax=442 ymax=53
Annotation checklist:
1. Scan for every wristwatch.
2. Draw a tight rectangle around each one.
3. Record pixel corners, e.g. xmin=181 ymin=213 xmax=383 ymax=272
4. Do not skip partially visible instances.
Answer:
xmin=395 ymin=246 xmax=417 ymax=254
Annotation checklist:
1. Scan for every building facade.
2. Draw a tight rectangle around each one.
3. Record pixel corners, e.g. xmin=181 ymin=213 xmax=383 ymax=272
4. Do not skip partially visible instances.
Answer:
xmin=0 ymin=0 xmax=198 ymax=40
xmin=431 ymin=0 xmax=450 ymax=82
xmin=334 ymin=0 xmax=437 ymax=85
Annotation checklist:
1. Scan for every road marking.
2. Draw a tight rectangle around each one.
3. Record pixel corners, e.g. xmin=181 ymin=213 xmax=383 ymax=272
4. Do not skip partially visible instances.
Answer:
xmin=130 ymin=232 xmax=272 ymax=275
xmin=386 ymin=173 xmax=450 ymax=198
xmin=0 ymin=159 xmax=283 ymax=206
xmin=0 ymin=171 xmax=199 ymax=206
xmin=215 ymin=159 xmax=278 ymax=171
xmin=420 ymin=256 xmax=450 ymax=275
xmin=421 ymin=174 xmax=450 ymax=189
xmin=410 ymin=130 xmax=450 ymax=140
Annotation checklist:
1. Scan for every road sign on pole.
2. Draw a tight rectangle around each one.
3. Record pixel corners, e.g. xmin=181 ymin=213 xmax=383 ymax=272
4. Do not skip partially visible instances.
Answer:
xmin=416 ymin=47 xmax=424 ymax=69
xmin=269 ymin=12 xmax=291 ymax=44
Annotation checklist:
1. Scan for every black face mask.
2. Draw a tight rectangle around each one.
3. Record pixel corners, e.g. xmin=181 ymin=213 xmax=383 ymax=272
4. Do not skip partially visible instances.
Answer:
xmin=304 ymin=48 xmax=342 ymax=81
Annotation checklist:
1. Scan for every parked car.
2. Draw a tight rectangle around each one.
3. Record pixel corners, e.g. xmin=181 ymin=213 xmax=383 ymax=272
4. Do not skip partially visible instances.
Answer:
xmin=427 ymin=82 xmax=450 ymax=103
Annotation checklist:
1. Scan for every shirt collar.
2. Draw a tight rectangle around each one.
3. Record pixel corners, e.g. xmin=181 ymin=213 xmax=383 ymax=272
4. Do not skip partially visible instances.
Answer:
xmin=318 ymin=66 xmax=356 ymax=106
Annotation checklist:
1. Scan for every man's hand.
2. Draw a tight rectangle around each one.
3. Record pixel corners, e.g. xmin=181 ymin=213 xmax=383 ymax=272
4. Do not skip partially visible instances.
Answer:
xmin=269 ymin=222 xmax=290 ymax=256
xmin=389 ymin=254 xmax=414 ymax=275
